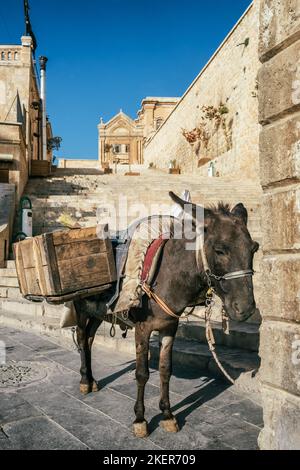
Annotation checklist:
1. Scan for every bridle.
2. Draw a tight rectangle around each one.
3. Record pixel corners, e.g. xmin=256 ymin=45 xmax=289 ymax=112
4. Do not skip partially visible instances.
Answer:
xmin=195 ymin=230 xmax=254 ymax=288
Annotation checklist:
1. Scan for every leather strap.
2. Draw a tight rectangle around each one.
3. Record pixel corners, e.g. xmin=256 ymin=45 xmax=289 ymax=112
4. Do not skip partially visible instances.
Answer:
xmin=141 ymin=283 xmax=181 ymax=320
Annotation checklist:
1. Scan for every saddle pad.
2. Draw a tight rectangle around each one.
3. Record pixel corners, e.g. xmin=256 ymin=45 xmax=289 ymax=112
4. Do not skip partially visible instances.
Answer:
xmin=112 ymin=216 xmax=180 ymax=314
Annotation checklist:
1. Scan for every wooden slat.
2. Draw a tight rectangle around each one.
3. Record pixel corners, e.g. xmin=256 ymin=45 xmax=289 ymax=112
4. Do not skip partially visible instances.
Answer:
xmin=17 ymin=239 xmax=36 ymax=269
xmin=25 ymin=283 xmax=113 ymax=304
xmin=13 ymin=243 xmax=28 ymax=295
xmin=52 ymin=227 xmax=98 ymax=246
xmin=24 ymin=267 xmax=42 ymax=296
xmin=42 ymin=233 xmax=62 ymax=295
xmin=55 ymin=239 xmax=107 ymax=261
xmin=58 ymin=252 xmax=114 ymax=293
xmin=105 ymin=237 xmax=117 ymax=280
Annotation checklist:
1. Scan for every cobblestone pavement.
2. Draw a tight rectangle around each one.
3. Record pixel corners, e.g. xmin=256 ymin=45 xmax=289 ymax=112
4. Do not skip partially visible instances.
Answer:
xmin=0 ymin=325 xmax=263 ymax=450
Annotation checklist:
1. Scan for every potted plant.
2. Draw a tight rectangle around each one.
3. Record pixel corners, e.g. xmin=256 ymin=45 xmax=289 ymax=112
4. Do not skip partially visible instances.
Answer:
xmin=168 ymin=159 xmax=181 ymax=174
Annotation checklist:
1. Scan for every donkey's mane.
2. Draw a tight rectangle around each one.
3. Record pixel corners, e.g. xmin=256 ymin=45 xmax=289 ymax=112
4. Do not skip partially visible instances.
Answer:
xmin=209 ymin=202 xmax=232 ymax=216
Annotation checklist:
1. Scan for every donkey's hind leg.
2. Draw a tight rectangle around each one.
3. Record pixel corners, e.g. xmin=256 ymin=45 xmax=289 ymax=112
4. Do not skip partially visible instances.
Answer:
xmin=86 ymin=317 xmax=103 ymax=393
xmin=159 ymin=326 xmax=179 ymax=433
xmin=76 ymin=312 xmax=102 ymax=395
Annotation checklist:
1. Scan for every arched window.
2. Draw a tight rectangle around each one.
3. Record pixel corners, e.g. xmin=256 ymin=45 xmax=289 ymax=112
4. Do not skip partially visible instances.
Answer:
xmin=7 ymin=51 xmax=11 ymax=61
xmin=14 ymin=51 xmax=19 ymax=61
xmin=1 ymin=52 xmax=5 ymax=61
xmin=156 ymin=118 xmax=164 ymax=130
xmin=113 ymin=144 xmax=121 ymax=154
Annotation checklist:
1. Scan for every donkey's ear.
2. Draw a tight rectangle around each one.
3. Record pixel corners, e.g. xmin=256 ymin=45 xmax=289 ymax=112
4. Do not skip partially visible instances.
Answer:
xmin=169 ymin=192 xmax=186 ymax=209
xmin=169 ymin=192 xmax=212 ymax=222
xmin=231 ymin=203 xmax=248 ymax=225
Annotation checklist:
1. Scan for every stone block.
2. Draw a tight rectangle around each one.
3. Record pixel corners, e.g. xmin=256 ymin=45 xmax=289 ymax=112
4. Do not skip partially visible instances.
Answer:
xmin=261 ymin=187 xmax=300 ymax=252
xmin=260 ymin=113 xmax=300 ymax=187
xmin=258 ymin=385 xmax=300 ymax=450
xmin=259 ymin=321 xmax=300 ymax=396
xmin=0 ymin=287 xmax=7 ymax=298
xmin=258 ymin=39 xmax=300 ymax=123
xmin=259 ymin=0 xmax=300 ymax=61
xmin=260 ymin=254 xmax=300 ymax=323
xmin=6 ymin=287 xmax=22 ymax=300
xmin=0 ymin=276 xmax=19 ymax=288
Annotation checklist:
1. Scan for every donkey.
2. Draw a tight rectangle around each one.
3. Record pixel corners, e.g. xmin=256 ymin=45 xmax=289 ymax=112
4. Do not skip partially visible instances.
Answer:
xmin=73 ymin=192 xmax=259 ymax=438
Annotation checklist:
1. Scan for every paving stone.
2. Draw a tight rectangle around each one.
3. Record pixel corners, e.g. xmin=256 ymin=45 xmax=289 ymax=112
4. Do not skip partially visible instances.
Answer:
xmin=218 ymin=398 xmax=264 ymax=428
xmin=2 ymin=416 xmax=89 ymax=450
xmin=110 ymin=380 xmax=161 ymax=404
xmin=0 ymin=392 xmax=43 ymax=425
xmin=19 ymin=385 xmax=159 ymax=450
xmin=218 ymin=419 xmax=260 ymax=450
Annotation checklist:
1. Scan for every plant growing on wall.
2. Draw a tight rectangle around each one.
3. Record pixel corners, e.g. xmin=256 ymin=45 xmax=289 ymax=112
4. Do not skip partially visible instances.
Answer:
xmin=202 ymin=103 xmax=232 ymax=151
xmin=182 ymin=124 xmax=210 ymax=153
xmin=182 ymin=102 xmax=232 ymax=161
xmin=47 ymin=136 xmax=62 ymax=151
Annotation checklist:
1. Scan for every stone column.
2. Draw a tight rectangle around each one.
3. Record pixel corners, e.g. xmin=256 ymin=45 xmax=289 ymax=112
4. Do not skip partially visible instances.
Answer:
xmin=258 ymin=0 xmax=300 ymax=450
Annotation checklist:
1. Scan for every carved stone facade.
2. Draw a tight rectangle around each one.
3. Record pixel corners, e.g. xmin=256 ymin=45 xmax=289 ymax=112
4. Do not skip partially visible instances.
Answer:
xmin=0 ymin=36 xmax=52 ymax=199
xmin=257 ymin=0 xmax=300 ymax=450
xmin=98 ymin=98 xmax=179 ymax=166
xmin=98 ymin=111 xmax=144 ymax=166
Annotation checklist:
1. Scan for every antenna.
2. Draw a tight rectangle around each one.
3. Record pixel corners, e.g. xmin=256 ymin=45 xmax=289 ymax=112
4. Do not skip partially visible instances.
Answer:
xmin=23 ymin=0 xmax=38 ymax=56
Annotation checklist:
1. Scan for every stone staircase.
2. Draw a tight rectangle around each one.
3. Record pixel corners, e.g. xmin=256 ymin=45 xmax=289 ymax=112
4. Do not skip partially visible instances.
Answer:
xmin=0 ymin=168 xmax=263 ymax=393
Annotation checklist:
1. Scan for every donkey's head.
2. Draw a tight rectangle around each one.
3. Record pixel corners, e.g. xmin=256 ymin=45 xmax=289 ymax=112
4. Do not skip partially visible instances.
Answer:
xmin=170 ymin=192 xmax=259 ymax=322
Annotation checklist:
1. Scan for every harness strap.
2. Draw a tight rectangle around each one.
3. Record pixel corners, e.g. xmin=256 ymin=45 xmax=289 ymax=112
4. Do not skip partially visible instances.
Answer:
xmin=141 ymin=283 xmax=181 ymax=320
xmin=222 ymin=270 xmax=254 ymax=280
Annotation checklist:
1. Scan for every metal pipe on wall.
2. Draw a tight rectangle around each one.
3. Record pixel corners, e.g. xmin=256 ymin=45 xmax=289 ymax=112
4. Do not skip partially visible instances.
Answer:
xmin=39 ymin=56 xmax=48 ymax=161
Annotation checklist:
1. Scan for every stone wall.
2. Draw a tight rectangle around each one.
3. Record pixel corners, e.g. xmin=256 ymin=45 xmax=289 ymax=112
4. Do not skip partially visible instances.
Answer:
xmin=0 ymin=36 xmax=41 ymax=200
xmin=58 ymin=159 xmax=99 ymax=169
xmin=258 ymin=0 xmax=300 ymax=450
xmin=143 ymin=3 xmax=261 ymax=179
xmin=0 ymin=184 xmax=15 ymax=267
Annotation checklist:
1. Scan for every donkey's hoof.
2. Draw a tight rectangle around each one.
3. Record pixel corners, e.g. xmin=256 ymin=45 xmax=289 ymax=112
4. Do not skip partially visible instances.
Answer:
xmin=133 ymin=421 xmax=149 ymax=439
xmin=92 ymin=381 xmax=100 ymax=393
xmin=160 ymin=418 xmax=179 ymax=433
xmin=80 ymin=383 xmax=91 ymax=395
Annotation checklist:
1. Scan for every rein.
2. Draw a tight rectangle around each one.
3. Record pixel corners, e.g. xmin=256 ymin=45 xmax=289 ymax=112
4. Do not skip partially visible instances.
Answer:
xmin=142 ymin=232 xmax=255 ymax=385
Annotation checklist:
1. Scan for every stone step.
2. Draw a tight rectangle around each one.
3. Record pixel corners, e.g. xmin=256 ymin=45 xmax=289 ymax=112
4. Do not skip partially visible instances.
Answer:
xmin=0 ymin=287 xmax=22 ymax=301
xmin=177 ymin=319 xmax=260 ymax=352
xmin=0 ymin=298 xmax=44 ymax=317
xmin=0 ymin=268 xmax=17 ymax=278
xmin=0 ymin=276 xmax=19 ymax=288
xmin=5 ymin=260 xmax=16 ymax=269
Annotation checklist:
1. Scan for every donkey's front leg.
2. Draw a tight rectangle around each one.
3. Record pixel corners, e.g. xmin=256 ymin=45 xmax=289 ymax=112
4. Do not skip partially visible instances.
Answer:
xmin=159 ymin=325 xmax=179 ymax=433
xmin=133 ymin=322 xmax=151 ymax=438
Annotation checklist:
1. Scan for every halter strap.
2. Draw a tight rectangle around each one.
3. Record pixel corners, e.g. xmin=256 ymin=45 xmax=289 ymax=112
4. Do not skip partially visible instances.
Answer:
xmin=195 ymin=232 xmax=254 ymax=284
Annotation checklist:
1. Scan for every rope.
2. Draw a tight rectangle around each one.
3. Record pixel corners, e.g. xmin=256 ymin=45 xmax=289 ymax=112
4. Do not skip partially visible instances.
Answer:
xmin=205 ymin=290 xmax=235 ymax=385
xmin=71 ymin=327 xmax=81 ymax=353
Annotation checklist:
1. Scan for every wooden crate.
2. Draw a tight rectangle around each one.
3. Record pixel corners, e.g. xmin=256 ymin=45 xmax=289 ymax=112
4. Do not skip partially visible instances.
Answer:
xmin=30 ymin=160 xmax=51 ymax=177
xmin=13 ymin=227 xmax=117 ymax=303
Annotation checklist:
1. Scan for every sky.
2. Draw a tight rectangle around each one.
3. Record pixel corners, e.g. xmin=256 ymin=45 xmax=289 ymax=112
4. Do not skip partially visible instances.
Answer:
xmin=0 ymin=0 xmax=252 ymax=159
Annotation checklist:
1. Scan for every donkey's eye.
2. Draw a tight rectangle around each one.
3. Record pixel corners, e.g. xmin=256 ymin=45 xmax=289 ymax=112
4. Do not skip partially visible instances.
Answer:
xmin=214 ymin=248 xmax=226 ymax=256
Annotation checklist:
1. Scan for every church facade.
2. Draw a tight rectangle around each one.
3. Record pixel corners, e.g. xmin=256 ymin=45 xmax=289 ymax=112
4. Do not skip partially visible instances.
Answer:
xmin=98 ymin=97 xmax=179 ymax=166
